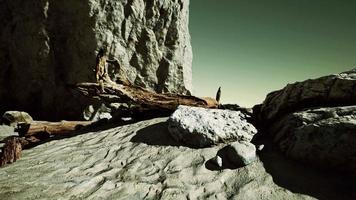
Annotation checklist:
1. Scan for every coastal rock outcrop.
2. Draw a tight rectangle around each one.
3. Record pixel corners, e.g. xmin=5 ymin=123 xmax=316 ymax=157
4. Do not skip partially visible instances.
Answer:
xmin=256 ymin=69 xmax=356 ymax=124
xmin=168 ymin=105 xmax=257 ymax=147
xmin=0 ymin=0 xmax=192 ymax=120
xmin=256 ymin=69 xmax=356 ymax=177
xmin=268 ymin=106 xmax=356 ymax=176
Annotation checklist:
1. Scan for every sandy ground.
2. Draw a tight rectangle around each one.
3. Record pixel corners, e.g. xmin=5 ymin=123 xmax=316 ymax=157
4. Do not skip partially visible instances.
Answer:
xmin=0 ymin=118 xmax=354 ymax=200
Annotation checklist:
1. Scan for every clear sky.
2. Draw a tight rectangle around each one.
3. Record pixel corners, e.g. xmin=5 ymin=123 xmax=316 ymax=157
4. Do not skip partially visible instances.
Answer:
xmin=189 ymin=0 xmax=356 ymax=107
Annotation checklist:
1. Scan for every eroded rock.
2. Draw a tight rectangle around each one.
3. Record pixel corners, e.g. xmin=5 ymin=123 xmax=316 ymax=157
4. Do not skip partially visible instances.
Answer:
xmin=0 ymin=0 xmax=192 ymax=119
xmin=168 ymin=105 xmax=257 ymax=147
xmin=268 ymin=106 xmax=356 ymax=176
xmin=221 ymin=141 xmax=257 ymax=167
xmin=256 ymin=69 xmax=356 ymax=124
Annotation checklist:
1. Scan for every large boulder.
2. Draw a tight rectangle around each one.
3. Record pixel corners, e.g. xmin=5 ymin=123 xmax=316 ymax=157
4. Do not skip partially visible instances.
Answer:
xmin=0 ymin=0 xmax=192 ymax=120
xmin=256 ymin=69 xmax=356 ymax=124
xmin=267 ymin=106 xmax=356 ymax=176
xmin=168 ymin=105 xmax=257 ymax=147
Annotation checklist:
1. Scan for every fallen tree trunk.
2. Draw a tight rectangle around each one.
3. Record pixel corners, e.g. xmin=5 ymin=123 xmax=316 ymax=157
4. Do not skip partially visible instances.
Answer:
xmin=16 ymin=121 xmax=92 ymax=137
xmin=73 ymin=82 xmax=219 ymax=111
xmin=0 ymin=120 xmax=93 ymax=167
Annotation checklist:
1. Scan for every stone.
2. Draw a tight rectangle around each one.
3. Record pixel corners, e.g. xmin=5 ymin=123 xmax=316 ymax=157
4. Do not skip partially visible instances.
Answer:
xmin=268 ymin=106 xmax=356 ymax=177
xmin=0 ymin=0 xmax=192 ymax=120
xmin=256 ymin=69 xmax=356 ymax=124
xmin=211 ymin=155 xmax=223 ymax=168
xmin=221 ymin=141 xmax=257 ymax=167
xmin=167 ymin=105 xmax=257 ymax=147
xmin=2 ymin=111 xmax=33 ymax=127
xmin=257 ymin=144 xmax=264 ymax=151
xmin=83 ymin=104 xmax=112 ymax=121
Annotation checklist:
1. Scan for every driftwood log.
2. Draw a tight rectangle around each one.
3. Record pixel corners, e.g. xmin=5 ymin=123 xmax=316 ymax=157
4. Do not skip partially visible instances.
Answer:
xmin=74 ymin=82 xmax=218 ymax=112
xmin=0 ymin=121 xmax=92 ymax=167
xmin=0 ymin=50 xmax=219 ymax=167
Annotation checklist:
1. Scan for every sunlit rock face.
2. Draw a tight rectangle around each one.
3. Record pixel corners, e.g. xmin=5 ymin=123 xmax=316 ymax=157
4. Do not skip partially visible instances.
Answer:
xmin=0 ymin=0 xmax=192 ymax=120
xmin=255 ymin=69 xmax=356 ymax=125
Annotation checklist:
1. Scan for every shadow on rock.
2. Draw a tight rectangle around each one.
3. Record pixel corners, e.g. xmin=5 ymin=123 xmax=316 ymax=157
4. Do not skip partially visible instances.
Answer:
xmin=130 ymin=121 xmax=199 ymax=148
xmin=259 ymin=145 xmax=356 ymax=200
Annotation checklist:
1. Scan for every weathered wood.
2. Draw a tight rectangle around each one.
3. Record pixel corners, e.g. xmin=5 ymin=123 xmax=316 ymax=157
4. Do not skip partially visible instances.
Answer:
xmin=0 ymin=120 xmax=93 ymax=167
xmin=16 ymin=121 xmax=92 ymax=137
xmin=0 ymin=137 xmax=22 ymax=166
xmin=74 ymin=82 xmax=219 ymax=111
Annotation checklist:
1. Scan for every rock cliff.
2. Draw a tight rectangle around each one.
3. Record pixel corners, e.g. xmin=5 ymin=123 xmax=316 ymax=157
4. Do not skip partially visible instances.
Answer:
xmin=0 ymin=0 xmax=192 ymax=120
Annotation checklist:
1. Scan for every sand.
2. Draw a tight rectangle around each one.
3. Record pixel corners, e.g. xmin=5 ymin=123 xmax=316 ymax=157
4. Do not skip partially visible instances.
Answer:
xmin=0 ymin=118 xmax=354 ymax=200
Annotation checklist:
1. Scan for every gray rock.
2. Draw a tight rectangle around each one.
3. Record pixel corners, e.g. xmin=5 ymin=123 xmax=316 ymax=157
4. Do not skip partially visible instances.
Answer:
xmin=83 ymin=104 xmax=112 ymax=121
xmin=0 ymin=0 xmax=192 ymax=119
xmin=256 ymin=69 xmax=356 ymax=124
xmin=168 ymin=105 xmax=257 ymax=147
xmin=268 ymin=106 xmax=356 ymax=177
xmin=223 ymin=141 xmax=257 ymax=167
xmin=2 ymin=111 xmax=33 ymax=127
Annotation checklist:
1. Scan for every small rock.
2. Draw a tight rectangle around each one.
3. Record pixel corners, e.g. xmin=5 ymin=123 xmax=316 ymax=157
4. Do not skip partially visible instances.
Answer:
xmin=224 ymin=141 xmax=257 ymax=167
xmin=168 ymin=105 xmax=257 ymax=147
xmin=83 ymin=104 xmax=112 ymax=121
xmin=211 ymin=155 xmax=223 ymax=168
xmin=257 ymin=144 xmax=265 ymax=151
xmin=2 ymin=111 xmax=33 ymax=127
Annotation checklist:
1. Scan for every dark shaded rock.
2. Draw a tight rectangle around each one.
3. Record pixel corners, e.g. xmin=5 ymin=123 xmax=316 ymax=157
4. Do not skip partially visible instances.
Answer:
xmin=220 ymin=141 xmax=257 ymax=167
xmin=268 ymin=106 xmax=356 ymax=177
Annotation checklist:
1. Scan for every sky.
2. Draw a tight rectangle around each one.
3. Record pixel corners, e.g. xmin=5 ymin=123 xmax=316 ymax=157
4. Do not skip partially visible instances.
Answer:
xmin=189 ymin=0 xmax=356 ymax=107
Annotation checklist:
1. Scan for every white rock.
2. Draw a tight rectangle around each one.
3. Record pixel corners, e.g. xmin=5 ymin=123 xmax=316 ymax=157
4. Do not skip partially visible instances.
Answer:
xmin=211 ymin=155 xmax=223 ymax=168
xmin=168 ymin=105 xmax=257 ymax=147
xmin=2 ymin=111 xmax=33 ymax=127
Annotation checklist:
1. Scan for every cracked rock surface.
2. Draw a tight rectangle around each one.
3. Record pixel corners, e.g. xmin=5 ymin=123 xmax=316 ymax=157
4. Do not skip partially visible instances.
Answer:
xmin=256 ymin=69 xmax=356 ymax=124
xmin=0 ymin=0 xmax=192 ymax=119
xmin=168 ymin=105 xmax=257 ymax=147
xmin=268 ymin=106 xmax=356 ymax=177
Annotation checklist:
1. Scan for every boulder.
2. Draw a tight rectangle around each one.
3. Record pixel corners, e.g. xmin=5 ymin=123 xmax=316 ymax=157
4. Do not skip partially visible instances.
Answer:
xmin=268 ymin=106 xmax=356 ymax=176
xmin=168 ymin=105 xmax=257 ymax=147
xmin=0 ymin=0 xmax=192 ymax=120
xmin=2 ymin=111 xmax=33 ymax=127
xmin=256 ymin=69 xmax=356 ymax=124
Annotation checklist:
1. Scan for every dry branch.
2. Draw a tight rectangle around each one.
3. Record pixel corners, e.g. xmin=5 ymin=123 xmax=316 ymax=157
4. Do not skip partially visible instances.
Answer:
xmin=74 ymin=82 xmax=219 ymax=111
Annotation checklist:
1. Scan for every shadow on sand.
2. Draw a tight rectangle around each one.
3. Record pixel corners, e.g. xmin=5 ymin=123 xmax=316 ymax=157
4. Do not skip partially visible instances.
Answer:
xmin=258 ymin=142 xmax=356 ymax=200
xmin=130 ymin=121 xmax=202 ymax=149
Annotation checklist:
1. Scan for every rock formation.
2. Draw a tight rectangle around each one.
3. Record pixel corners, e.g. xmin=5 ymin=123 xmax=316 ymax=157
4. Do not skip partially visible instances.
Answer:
xmin=168 ymin=105 xmax=257 ymax=147
xmin=0 ymin=0 xmax=192 ymax=120
xmin=255 ymin=69 xmax=356 ymax=125
xmin=255 ymin=69 xmax=356 ymax=177
xmin=268 ymin=106 xmax=356 ymax=176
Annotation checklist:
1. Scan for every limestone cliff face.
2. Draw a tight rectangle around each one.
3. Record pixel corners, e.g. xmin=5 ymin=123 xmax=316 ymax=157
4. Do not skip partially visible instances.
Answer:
xmin=0 ymin=0 xmax=192 ymax=119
